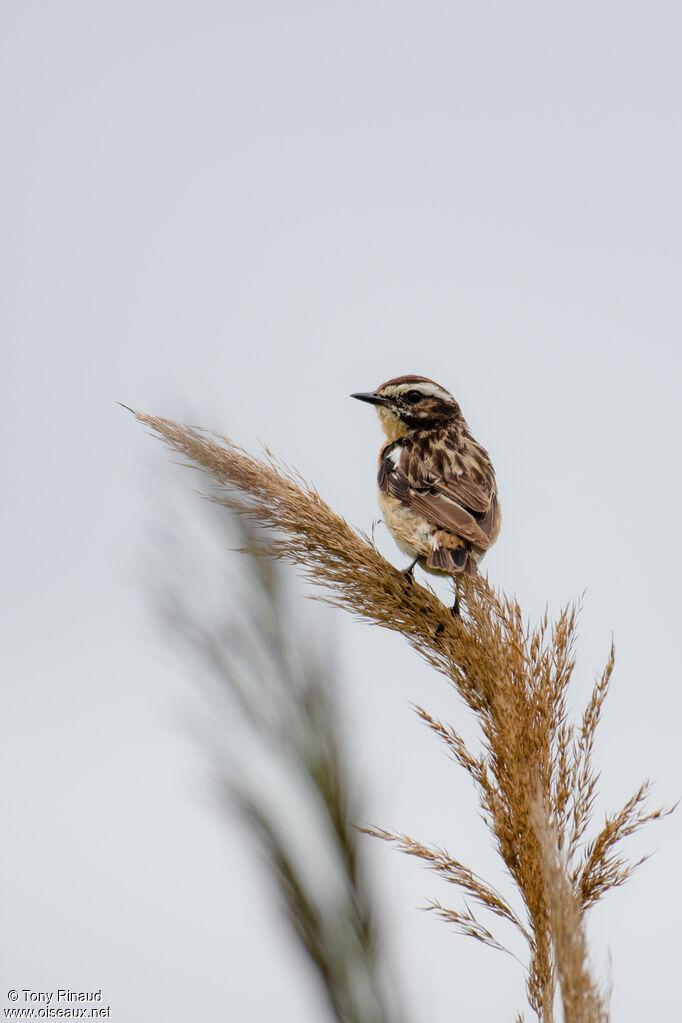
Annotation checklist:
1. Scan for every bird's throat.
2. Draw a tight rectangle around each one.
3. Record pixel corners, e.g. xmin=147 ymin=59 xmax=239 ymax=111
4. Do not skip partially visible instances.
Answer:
xmin=375 ymin=406 xmax=412 ymax=441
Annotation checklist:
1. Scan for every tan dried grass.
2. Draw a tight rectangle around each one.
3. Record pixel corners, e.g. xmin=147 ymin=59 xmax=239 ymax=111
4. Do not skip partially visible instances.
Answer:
xmin=131 ymin=409 xmax=673 ymax=1023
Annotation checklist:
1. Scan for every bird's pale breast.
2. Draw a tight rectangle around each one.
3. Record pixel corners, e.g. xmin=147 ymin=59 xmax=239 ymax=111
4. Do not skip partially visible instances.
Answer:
xmin=377 ymin=486 xmax=434 ymax=559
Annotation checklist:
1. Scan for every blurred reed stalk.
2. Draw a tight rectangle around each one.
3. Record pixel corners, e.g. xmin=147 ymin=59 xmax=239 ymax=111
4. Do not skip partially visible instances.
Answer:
xmin=159 ymin=510 xmax=396 ymax=1023
xmin=133 ymin=409 xmax=673 ymax=1023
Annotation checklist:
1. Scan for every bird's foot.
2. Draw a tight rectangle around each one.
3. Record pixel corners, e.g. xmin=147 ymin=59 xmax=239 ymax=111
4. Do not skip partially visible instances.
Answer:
xmin=451 ymin=581 xmax=461 ymax=618
xmin=402 ymin=557 xmax=419 ymax=591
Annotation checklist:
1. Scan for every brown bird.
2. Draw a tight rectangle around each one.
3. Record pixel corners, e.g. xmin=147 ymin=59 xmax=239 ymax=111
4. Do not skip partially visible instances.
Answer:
xmin=352 ymin=375 xmax=500 ymax=609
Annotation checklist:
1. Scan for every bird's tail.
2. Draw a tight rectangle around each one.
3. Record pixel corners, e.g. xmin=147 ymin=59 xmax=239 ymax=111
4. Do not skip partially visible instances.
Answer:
xmin=427 ymin=544 xmax=478 ymax=577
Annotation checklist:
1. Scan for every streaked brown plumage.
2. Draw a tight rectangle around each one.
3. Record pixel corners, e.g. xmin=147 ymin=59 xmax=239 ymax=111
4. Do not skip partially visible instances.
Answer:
xmin=352 ymin=375 xmax=501 ymax=578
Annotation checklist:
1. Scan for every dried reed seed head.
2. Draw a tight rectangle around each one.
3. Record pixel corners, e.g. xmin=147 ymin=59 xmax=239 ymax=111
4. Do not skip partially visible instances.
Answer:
xmin=131 ymin=407 xmax=673 ymax=1023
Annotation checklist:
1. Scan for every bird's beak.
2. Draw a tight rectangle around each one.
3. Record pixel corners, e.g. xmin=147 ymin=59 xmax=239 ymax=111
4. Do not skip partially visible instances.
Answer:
xmin=350 ymin=391 xmax=392 ymax=407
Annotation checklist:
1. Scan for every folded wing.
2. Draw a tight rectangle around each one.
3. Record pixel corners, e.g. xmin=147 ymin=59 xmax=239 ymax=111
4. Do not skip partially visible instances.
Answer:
xmin=379 ymin=439 xmax=499 ymax=564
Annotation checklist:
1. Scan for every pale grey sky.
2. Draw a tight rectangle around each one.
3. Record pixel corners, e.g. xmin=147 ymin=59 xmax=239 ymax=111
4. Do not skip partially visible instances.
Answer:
xmin=2 ymin=2 xmax=681 ymax=1020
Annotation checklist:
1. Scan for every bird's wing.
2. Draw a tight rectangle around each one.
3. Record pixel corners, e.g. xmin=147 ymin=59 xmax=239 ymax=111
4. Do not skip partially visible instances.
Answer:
xmin=381 ymin=442 xmax=498 ymax=553
xmin=386 ymin=473 xmax=493 ymax=550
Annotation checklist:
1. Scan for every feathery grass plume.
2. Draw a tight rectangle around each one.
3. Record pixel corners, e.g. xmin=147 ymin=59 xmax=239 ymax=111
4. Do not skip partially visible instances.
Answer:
xmin=131 ymin=409 xmax=674 ymax=1022
xmin=161 ymin=508 xmax=397 ymax=1023
xmin=530 ymin=799 xmax=608 ymax=1023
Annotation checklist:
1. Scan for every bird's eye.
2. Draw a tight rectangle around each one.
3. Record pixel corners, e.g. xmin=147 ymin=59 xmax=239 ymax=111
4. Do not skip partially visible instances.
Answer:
xmin=404 ymin=390 xmax=423 ymax=405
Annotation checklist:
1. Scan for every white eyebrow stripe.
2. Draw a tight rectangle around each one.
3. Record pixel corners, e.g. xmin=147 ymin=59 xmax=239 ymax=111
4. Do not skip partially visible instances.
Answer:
xmin=412 ymin=382 xmax=453 ymax=400
xmin=382 ymin=381 xmax=453 ymax=402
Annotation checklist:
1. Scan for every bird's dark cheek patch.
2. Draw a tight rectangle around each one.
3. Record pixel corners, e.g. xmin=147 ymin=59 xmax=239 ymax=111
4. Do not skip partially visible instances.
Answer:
xmin=401 ymin=414 xmax=438 ymax=431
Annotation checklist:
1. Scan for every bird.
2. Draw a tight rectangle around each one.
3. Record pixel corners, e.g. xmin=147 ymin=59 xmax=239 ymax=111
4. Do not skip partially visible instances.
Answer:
xmin=351 ymin=375 xmax=500 ymax=611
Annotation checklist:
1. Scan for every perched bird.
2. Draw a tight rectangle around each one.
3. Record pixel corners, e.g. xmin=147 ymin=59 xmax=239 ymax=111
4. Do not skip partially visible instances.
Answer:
xmin=352 ymin=375 xmax=501 ymax=599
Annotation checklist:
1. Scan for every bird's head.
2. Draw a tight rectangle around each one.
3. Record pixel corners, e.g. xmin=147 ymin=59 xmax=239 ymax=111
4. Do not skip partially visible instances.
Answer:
xmin=351 ymin=375 xmax=462 ymax=440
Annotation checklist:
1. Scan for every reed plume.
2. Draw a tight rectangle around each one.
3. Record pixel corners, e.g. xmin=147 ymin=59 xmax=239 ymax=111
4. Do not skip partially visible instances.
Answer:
xmin=157 ymin=509 xmax=396 ymax=1023
xmin=132 ymin=409 xmax=673 ymax=1023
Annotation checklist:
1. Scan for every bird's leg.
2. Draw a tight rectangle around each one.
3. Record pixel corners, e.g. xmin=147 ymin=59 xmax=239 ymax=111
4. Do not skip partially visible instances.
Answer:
xmin=451 ymin=578 xmax=461 ymax=618
xmin=402 ymin=556 xmax=419 ymax=584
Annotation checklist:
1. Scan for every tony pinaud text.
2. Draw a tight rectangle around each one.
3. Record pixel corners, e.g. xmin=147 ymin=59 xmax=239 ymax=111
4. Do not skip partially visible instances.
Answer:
xmin=5 ymin=990 xmax=110 ymax=1014
xmin=9 ymin=993 xmax=101 ymax=1006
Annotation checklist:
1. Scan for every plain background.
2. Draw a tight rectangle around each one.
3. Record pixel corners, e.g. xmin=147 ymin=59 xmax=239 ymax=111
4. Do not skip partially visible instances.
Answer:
xmin=2 ymin=2 xmax=680 ymax=1019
